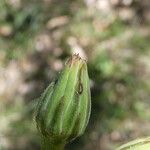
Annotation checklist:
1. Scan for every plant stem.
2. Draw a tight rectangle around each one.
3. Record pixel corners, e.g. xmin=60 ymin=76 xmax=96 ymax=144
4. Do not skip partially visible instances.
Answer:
xmin=41 ymin=137 xmax=66 ymax=150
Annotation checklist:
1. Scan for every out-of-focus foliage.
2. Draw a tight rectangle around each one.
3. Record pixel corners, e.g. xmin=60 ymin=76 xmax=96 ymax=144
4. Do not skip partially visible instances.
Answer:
xmin=0 ymin=0 xmax=149 ymax=150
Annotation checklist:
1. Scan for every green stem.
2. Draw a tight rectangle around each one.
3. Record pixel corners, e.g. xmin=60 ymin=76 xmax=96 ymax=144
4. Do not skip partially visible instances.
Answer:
xmin=41 ymin=137 xmax=66 ymax=150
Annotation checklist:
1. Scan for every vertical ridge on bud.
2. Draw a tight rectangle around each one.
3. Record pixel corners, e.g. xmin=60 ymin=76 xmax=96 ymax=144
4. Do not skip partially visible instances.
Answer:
xmin=59 ymin=59 xmax=81 ymax=133
xmin=35 ymin=82 xmax=54 ymax=136
xmin=80 ymin=64 xmax=91 ymax=133
xmin=45 ymin=65 xmax=71 ymax=130
xmin=35 ymin=54 xmax=91 ymax=149
xmin=63 ymin=90 xmax=81 ymax=138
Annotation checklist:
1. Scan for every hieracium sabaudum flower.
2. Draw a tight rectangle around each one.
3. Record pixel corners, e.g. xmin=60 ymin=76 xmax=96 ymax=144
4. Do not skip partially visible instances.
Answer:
xmin=35 ymin=54 xmax=91 ymax=150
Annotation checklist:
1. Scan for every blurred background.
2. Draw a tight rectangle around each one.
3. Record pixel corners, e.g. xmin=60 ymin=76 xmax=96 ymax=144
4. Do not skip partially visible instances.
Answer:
xmin=0 ymin=0 xmax=150 ymax=149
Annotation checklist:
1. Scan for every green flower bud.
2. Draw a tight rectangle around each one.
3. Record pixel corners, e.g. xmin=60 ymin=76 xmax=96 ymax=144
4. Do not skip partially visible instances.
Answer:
xmin=35 ymin=54 xmax=91 ymax=149
xmin=117 ymin=137 xmax=150 ymax=150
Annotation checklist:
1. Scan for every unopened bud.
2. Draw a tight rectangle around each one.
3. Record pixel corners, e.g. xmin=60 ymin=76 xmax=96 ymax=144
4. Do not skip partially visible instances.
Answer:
xmin=35 ymin=54 xmax=91 ymax=146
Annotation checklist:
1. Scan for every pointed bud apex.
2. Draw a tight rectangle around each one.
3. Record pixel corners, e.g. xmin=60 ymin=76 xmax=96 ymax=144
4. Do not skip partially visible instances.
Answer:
xmin=35 ymin=54 xmax=91 ymax=145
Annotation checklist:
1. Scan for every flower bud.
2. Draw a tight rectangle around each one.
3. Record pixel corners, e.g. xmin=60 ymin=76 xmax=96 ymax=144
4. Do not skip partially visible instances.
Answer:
xmin=35 ymin=54 xmax=91 ymax=144
xmin=117 ymin=137 xmax=150 ymax=150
